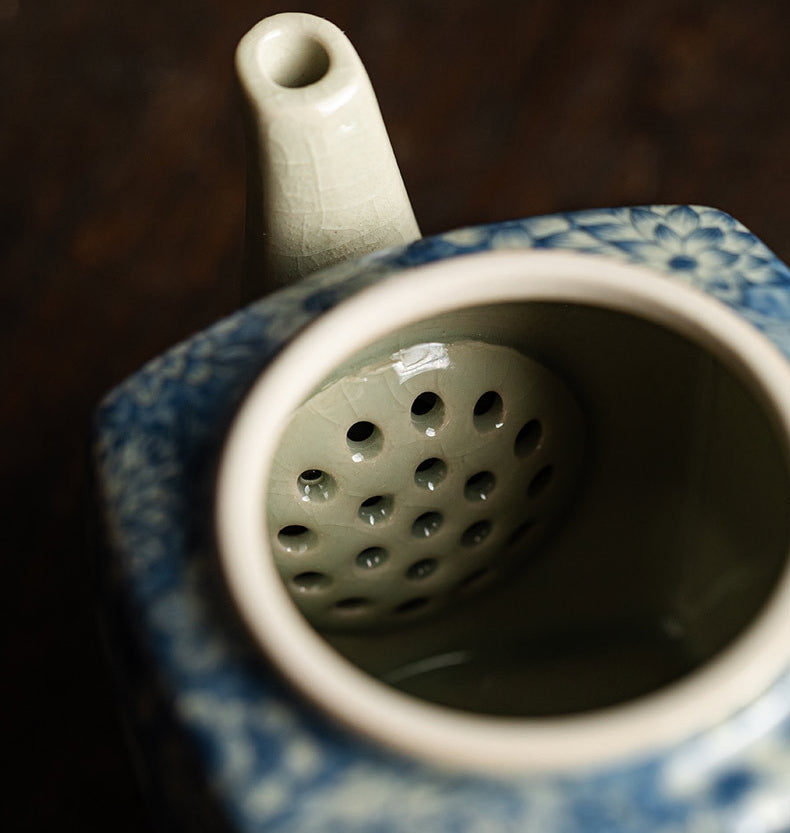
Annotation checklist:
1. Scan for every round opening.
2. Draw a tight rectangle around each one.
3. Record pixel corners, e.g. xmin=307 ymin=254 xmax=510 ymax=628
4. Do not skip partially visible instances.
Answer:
xmin=515 ymin=420 xmax=542 ymax=457
xmin=297 ymin=469 xmax=334 ymax=501
xmin=217 ymin=249 xmax=790 ymax=773
xmin=410 ymin=392 xmax=445 ymax=435
xmin=276 ymin=524 xmax=314 ymax=553
xmin=406 ymin=558 xmax=439 ymax=580
xmin=473 ymin=391 xmax=504 ymax=432
xmin=334 ymin=597 xmax=369 ymax=611
xmin=528 ymin=465 xmax=553 ymax=498
xmin=411 ymin=512 xmax=443 ymax=539
xmin=411 ymin=391 xmax=438 ymax=415
xmin=259 ymin=32 xmax=330 ymax=88
xmin=357 ymin=495 xmax=393 ymax=526
xmin=292 ymin=571 xmax=330 ymax=591
xmin=356 ymin=547 xmax=389 ymax=569
xmin=508 ymin=520 xmax=534 ymax=545
xmin=464 ymin=471 xmax=496 ymax=501
xmin=461 ymin=520 xmax=492 ymax=547
xmin=394 ymin=597 xmax=430 ymax=615
xmin=347 ymin=421 xmax=375 ymax=442
xmin=414 ymin=458 xmax=447 ymax=490
xmin=345 ymin=421 xmax=382 ymax=459
xmin=458 ymin=567 xmax=489 ymax=590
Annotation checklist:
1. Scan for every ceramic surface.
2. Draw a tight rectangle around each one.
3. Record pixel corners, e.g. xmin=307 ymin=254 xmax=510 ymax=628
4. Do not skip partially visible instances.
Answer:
xmin=236 ymin=13 xmax=420 ymax=291
xmin=94 ymin=205 xmax=790 ymax=832
xmin=264 ymin=336 xmax=584 ymax=631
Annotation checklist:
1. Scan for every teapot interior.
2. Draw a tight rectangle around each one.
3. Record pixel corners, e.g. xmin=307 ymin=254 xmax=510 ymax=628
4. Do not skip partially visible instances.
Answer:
xmin=299 ymin=300 xmax=790 ymax=716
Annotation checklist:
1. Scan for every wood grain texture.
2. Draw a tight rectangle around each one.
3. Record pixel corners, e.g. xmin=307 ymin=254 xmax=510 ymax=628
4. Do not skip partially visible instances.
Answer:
xmin=3 ymin=0 xmax=789 ymax=827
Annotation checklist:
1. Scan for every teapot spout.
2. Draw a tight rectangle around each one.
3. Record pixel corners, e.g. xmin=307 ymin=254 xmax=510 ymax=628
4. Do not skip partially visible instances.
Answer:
xmin=236 ymin=13 xmax=421 ymax=298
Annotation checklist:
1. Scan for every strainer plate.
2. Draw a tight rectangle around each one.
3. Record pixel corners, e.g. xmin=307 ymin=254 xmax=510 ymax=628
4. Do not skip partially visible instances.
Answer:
xmin=267 ymin=339 xmax=585 ymax=629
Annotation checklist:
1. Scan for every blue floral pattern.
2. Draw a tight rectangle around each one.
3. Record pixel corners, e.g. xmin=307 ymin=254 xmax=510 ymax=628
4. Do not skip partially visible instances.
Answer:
xmin=94 ymin=206 xmax=790 ymax=832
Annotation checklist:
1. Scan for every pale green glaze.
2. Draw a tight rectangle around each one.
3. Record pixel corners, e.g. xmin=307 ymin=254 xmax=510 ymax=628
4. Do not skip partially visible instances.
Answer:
xmin=236 ymin=13 xmax=420 ymax=297
xmin=304 ymin=301 xmax=790 ymax=715
xmin=268 ymin=339 xmax=584 ymax=629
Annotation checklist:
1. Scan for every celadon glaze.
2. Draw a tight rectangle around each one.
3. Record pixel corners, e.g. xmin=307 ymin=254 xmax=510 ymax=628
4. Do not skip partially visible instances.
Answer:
xmin=236 ymin=13 xmax=420 ymax=295
xmin=254 ymin=290 xmax=790 ymax=721
xmin=267 ymin=339 xmax=584 ymax=630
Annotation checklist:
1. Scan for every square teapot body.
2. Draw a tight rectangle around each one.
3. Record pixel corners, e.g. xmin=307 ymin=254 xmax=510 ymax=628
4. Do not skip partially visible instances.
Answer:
xmin=95 ymin=203 xmax=790 ymax=832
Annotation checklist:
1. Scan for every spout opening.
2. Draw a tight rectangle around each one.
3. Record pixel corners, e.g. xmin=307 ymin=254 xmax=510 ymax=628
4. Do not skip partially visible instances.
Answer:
xmin=259 ymin=31 xmax=330 ymax=89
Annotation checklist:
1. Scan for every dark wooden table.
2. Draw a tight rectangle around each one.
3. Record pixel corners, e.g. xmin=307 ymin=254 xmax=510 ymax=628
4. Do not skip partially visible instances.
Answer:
xmin=4 ymin=0 xmax=789 ymax=828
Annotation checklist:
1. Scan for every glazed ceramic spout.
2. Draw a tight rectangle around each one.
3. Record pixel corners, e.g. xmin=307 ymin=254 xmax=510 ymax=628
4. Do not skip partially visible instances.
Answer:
xmin=236 ymin=13 xmax=421 ymax=298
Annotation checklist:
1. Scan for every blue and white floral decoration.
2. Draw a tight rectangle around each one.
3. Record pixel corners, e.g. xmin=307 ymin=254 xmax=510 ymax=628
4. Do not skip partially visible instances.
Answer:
xmin=94 ymin=206 xmax=790 ymax=832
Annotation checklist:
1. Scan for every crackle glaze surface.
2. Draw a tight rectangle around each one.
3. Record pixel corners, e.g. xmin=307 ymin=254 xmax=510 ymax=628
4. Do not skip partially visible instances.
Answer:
xmin=236 ymin=13 xmax=420 ymax=291
xmin=94 ymin=206 xmax=790 ymax=832
xmin=267 ymin=339 xmax=584 ymax=631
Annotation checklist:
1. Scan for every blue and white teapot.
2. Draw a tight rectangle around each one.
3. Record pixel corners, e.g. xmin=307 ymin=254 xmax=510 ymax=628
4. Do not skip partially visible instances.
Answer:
xmin=94 ymin=13 xmax=790 ymax=832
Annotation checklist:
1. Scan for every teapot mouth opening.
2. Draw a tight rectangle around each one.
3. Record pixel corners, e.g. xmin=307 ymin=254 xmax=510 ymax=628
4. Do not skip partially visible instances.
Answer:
xmin=216 ymin=249 xmax=790 ymax=773
xmin=258 ymin=31 xmax=330 ymax=89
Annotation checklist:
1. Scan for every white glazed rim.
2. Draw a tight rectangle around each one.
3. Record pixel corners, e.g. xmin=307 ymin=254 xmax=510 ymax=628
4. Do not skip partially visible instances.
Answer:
xmin=216 ymin=249 xmax=790 ymax=773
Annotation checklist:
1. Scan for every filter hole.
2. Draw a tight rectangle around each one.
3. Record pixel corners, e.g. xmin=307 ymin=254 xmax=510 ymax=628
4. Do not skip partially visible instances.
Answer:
xmin=414 ymin=457 xmax=447 ymax=490
xmin=412 ymin=511 xmax=443 ymax=538
xmin=508 ymin=520 xmax=535 ymax=544
xmin=335 ymin=597 xmax=369 ymax=611
xmin=457 ymin=567 xmax=489 ymax=589
xmin=528 ymin=464 xmax=554 ymax=498
xmin=358 ymin=495 xmax=393 ymax=526
xmin=410 ymin=392 xmax=445 ymax=435
xmin=346 ymin=421 xmax=382 ymax=459
xmin=292 ymin=571 xmax=330 ymax=591
xmin=277 ymin=525 xmax=314 ymax=553
xmin=406 ymin=558 xmax=439 ymax=580
xmin=347 ymin=421 xmax=376 ymax=442
xmin=515 ymin=419 xmax=542 ymax=457
xmin=356 ymin=547 xmax=389 ymax=569
xmin=473 ymin=391 xmax=504 ymax=432
xmin=411 ymin=391 xmax=439 ymax=415
xmin=464 ymin=471 xmax=496 ymax=501
xmin=461 ymin=520 xmax=492 ymax=547
xmin=394 ymin=597 xmax=430 ymax=615
xmin=297 ymin=469 xmax=334 ymax=501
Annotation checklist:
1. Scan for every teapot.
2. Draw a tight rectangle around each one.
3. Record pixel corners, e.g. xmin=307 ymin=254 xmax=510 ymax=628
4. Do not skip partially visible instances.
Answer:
xmin=94 ymin=12 xmax=790 ymax=832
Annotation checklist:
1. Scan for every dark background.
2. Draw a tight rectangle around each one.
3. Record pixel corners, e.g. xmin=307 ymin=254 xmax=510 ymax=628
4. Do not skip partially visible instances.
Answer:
xmin=3 ymin=0 xmax=789 ymax=828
